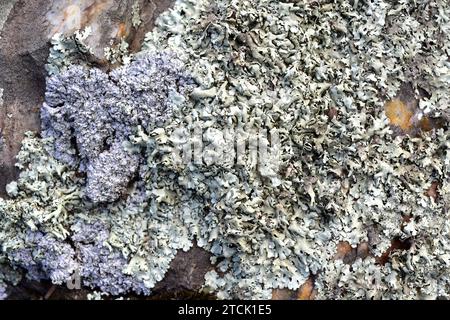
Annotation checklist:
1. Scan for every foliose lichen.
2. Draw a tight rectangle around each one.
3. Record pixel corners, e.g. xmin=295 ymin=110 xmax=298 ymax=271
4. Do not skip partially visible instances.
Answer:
xmin=0 ymin=0 xmax=449 ymax=300
xmin=46 ymin=27 xmax=94 ymax=76
xmin=42 ymin=51 xmax=194 ymax=203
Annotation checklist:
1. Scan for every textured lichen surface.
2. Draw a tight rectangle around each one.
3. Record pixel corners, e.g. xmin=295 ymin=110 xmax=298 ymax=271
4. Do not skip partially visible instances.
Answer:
xmin=0 ymin=0 xmax=449 ymax=299
xmin=42 ymin=51 xmax=194 ymax=203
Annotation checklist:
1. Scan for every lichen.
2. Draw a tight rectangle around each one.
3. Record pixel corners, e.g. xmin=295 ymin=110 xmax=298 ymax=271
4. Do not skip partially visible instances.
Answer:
xmin=104 ymin=39 xmax=131 ymax=65
xmin=42 ymin=51 xmax=194 ymax=203
xmin=46 ymin=27 xmax=94 ymax=76
xmin=0 ymin=263 xmax=21 ymax=300
xmin=131 ymin=1 xmax=142 ymax=29
xmin=141 ymin=0 xmax=450 ymax=299
xmin=0 ymin=0 xmax=449 ymax=300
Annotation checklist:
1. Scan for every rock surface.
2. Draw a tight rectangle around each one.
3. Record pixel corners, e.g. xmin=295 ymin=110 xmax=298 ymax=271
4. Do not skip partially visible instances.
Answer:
xmin=0 ymin=0 xmax=48 ymax=196
xmin=0 ymin=0 xmax=214 ymax=300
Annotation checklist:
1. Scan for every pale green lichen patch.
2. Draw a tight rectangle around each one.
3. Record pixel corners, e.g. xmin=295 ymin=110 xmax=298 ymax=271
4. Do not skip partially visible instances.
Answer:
xmin=142 ymin=0 xmax=449 ymax=299
xmin=46 ymin=27 xmax=94 ymax=75
xmin=131 ymin=1 xmax=142 ymax=29
xmin=104 ymin=39 xmax=131 ymax=65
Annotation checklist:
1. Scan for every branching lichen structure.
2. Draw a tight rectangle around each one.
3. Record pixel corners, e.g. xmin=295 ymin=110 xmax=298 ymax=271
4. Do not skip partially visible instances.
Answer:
xmin=0 ymin=0 xmax=449 ymax=299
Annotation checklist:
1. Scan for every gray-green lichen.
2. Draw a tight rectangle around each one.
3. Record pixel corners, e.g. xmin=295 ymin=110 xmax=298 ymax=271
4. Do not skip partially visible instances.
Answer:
xmin=142 ymin=0 xmax=450 ymax=299
xmin=104 ymin=39 xmax=131 ymax=65
xmin=0 ymin=0 xmax=449 ymax=300
xmin=131 ymin=1 xmax=142 ymax=29
xmin=46 ymin=27 xmax=94 ymax=76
